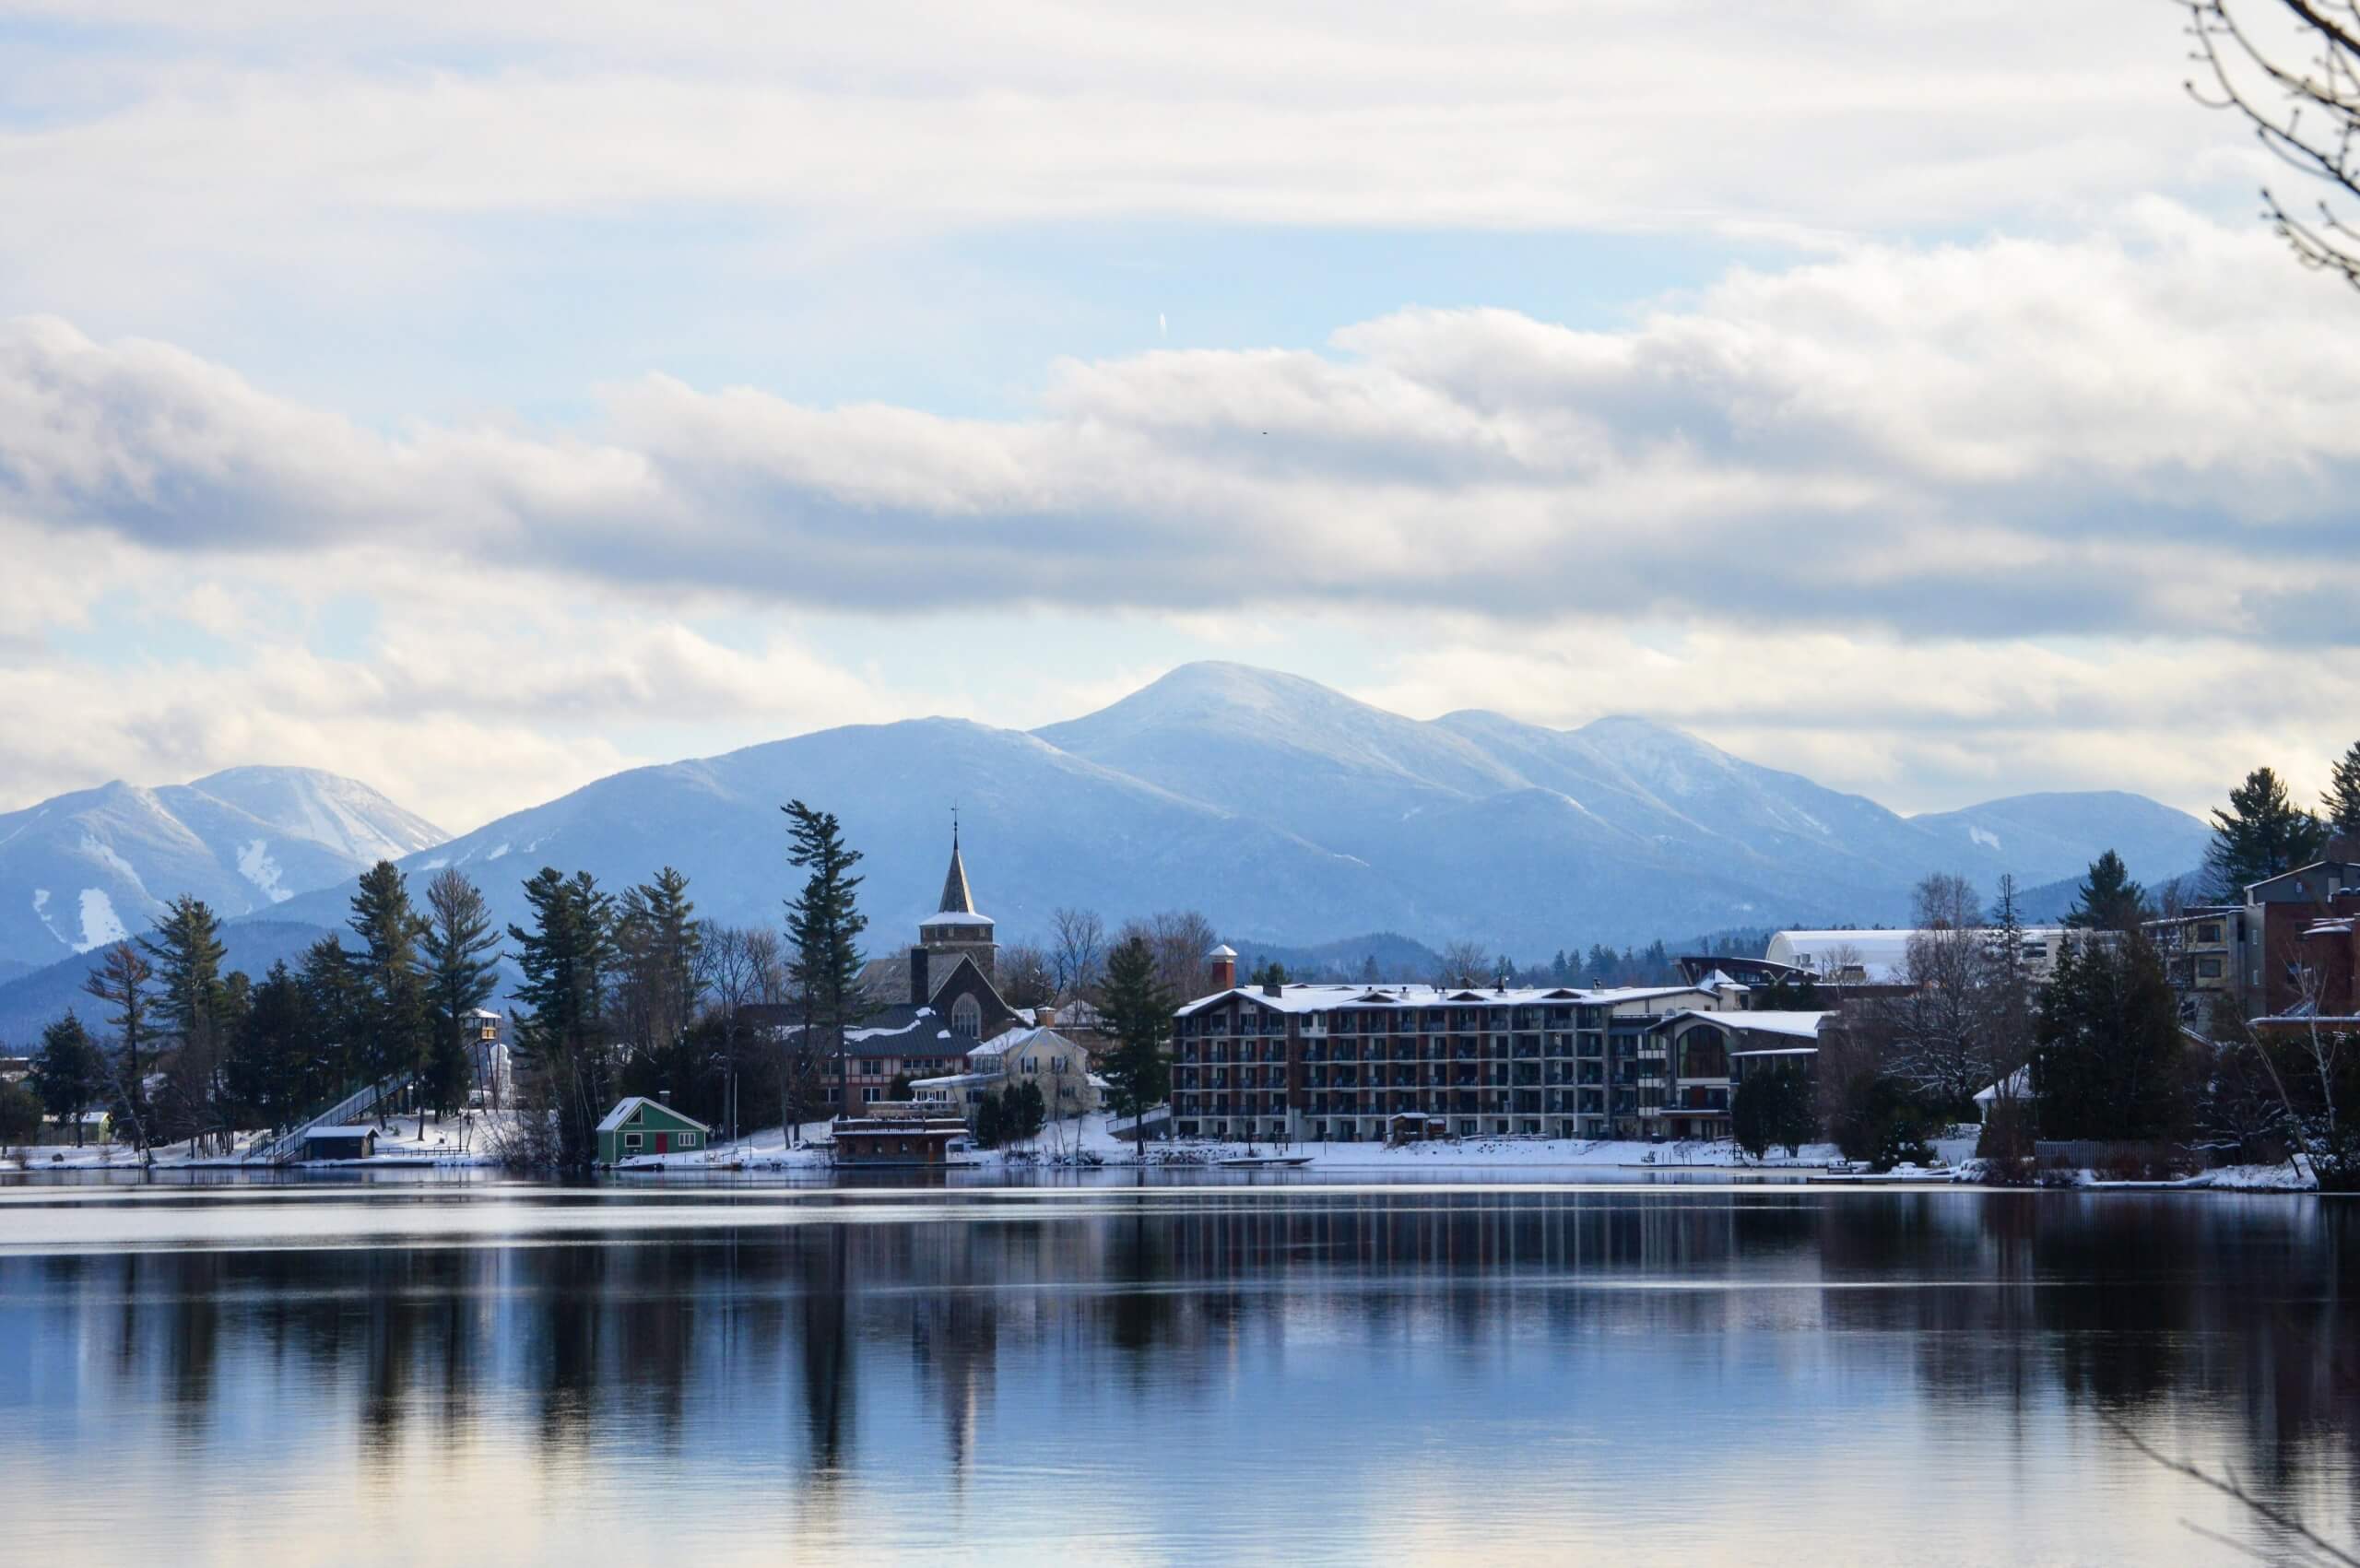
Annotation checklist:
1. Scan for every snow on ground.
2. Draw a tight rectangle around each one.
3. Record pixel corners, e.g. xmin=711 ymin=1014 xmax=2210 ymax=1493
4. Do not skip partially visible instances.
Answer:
xmin=0 ymin=1113 xmax=2327 ymax=1190
xmin=236 ymin=837 xmax=291 ymax=903
xmin=77 ymin=887 xmax=128 ymax=950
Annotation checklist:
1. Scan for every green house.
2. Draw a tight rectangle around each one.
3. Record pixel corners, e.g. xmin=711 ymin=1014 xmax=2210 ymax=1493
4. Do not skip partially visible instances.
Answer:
xmin=596 ymin=1097 xmax=712 ymax=1164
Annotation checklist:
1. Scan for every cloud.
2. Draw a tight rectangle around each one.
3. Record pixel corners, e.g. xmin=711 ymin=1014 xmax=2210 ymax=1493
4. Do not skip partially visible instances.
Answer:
xmin=5 ymin=207 xmax=2358 ymax=647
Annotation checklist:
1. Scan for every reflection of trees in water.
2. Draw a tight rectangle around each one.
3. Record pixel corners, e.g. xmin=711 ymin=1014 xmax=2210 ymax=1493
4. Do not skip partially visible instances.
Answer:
xmin=10 ymin=1191 xmax=2354 ymax=1522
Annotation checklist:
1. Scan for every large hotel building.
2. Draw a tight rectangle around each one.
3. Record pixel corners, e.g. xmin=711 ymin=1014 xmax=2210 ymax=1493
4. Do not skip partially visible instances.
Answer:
xmin=1170 ymin=948 xmax=1825 ymax=1143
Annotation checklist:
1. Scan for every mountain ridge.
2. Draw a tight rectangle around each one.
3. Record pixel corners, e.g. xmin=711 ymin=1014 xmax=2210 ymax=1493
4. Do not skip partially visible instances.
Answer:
xmin=0 ymin=662 xmax=2215 ymax=1040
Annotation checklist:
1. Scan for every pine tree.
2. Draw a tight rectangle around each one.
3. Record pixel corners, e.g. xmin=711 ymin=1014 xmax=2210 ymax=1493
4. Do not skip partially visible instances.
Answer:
xmin=297 ymin=935 xmax=360 ymax=1092
xmin=2326 ymin=740 xmax=2360 ymax=837
xmin=224 ymin=961 xmax=312 ymax=1130
xmin=81 ymin=939 xmax=154 ymax=1149
xmin=2032 ymin=932 xmax=2188 ymax=1140
xmin=784 ymin=801 xmax=869 ymax=1124
xmin=421 ymin=867 xmax=502 ymax=1118
xmin=140 ymin=896 xmax=233 ymax=1149
xmin=2065 ymin=850 xmax=2148 ymax=932
xmin=509 ymin=867 xmax=616 ymax=1167
xmin=30 ymin=1011 xmax=104 ymax=1147
xmin=1100 ymin=934 xmax=1174 ymax=1150
xmin=2206 ymin=766 xmax=2328 ymax=897
xmin=615 ymin=867 xmax=704 ymax=1110
xmin=348 ymin=861 xmax=430 ymax=1117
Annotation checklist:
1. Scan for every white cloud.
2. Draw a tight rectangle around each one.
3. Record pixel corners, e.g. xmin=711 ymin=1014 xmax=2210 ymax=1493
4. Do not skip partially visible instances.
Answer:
xmin=5 ymin=209 xmax=2356 ymax=648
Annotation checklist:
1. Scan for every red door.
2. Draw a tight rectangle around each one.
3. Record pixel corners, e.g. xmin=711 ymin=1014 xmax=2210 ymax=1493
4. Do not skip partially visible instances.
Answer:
xmin=655 ymin=1132 xmax=669 ymax=1153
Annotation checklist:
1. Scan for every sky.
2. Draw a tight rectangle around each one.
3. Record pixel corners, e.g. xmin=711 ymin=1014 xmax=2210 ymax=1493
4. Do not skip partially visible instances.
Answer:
xmin=3 ymin=0 xmax=2357 ymax=837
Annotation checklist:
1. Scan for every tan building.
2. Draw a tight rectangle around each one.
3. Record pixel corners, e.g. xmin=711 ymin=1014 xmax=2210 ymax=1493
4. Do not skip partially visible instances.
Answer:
xmin=909 ymin=1025 xmax=1101 ymax=1124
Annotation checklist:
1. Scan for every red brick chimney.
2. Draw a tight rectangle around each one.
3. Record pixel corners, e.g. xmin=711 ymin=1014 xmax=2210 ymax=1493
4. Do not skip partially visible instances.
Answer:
xmin=1208 ymin=943 xmax=1238 ymax=992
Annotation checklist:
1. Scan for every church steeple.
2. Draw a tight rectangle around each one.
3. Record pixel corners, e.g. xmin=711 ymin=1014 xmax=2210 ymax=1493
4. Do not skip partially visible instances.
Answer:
xmin=917 ymin=813 xmax=996 ymax=983
xmin=938 ymin=815 xmax=976 ymax=915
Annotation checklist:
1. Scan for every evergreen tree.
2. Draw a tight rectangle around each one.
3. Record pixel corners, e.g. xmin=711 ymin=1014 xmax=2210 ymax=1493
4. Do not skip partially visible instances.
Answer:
xmin=1732 ymin=1065 xmax=1815 ymax=1161
xmin=2032 ymin=933 xmax=2189 ymax=1140
xmin=1099 ymin=934 xmax=1174 ymax=1149
xmin=1011 ymin=1079 xmax=1047 ymax=1141
xmin=297 ymin=935 xmax=360 ymax=1092
xmin=30 ymin=1011 xmax=104 ymax=1147
xmin=141 ymin=896 xmax=235 ymax=1149
xmin=509 ymin=867 xmax=617 ymax=1168
xmin=976 ymin=1090 xmax=1003 ymax=1149
xmin=2065 ymin=850 xmax=2148 ymax=932
xmin=1248 ymin=959 xmax=1290 ymax=988
xmin=615 ymin=867 xmax=704 ymax=1111
xmin=783 ymin=801 xmax=869 ymax=1123
xmin=81 ymin=939 xmax=155 ymax=1149
xmin=2325 ymin=739 xmax=2360 ymax=838
xmin=421 ymin=867 xmax=502 ymax=1118
xmin=224 ymin=962 xmax=313 ymax=1130
xmin=0 ymin=1079 xmax=40 ymax=1149
xmin=347 ymin=861 xmax=430 ymax=1115
xmin=2206 ymin=766 xmax=2328 ymax=897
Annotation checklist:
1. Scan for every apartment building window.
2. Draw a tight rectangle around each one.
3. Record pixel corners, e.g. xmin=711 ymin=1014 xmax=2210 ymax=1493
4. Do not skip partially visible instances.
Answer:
xmin=2198 ymin=924 xmax=2223 ymax=944
xmin=2198 ymin=957 xmax=2224 ymax=978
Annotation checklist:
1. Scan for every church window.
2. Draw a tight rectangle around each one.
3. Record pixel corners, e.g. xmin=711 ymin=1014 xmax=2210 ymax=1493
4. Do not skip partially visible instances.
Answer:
xmin=952 ymin=995 xmax=982 ymax=1038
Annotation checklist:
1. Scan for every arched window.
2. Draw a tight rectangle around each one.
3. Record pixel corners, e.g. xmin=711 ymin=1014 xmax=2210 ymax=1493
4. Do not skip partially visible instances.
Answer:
xmin=951 ymin=995 xmax=982 ymax=1038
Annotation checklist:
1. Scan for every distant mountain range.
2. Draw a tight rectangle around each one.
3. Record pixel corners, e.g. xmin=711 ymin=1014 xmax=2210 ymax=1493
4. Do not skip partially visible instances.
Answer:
xmin=0 ymin=768 xmax=445 ymax=978
xmin=0 ymin=663 xmax=2212 ymax=1040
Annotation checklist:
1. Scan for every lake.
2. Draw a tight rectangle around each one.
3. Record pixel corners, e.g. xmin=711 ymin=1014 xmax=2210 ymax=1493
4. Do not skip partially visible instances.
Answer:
xmin=2 ymin=1177 xmax=2354 ymax=1566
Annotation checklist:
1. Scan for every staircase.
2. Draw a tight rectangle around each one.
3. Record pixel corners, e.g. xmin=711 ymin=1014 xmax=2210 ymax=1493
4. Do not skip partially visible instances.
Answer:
xmin=243 ymin=1073 xmax=414 ymax=1165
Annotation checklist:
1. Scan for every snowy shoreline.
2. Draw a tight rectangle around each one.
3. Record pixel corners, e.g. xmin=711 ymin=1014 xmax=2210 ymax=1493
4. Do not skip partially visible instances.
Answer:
xmin=2 ymin=1114 xmax=2324 ymax=1191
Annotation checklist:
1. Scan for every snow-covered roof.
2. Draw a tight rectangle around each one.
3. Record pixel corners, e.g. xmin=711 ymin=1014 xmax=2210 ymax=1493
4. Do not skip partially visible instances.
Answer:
xmin=595 ymin=1096 xmax=711 ymax=1135
xmin=908 ymin=1071 xmax=996 ymax=1090
xmin=1973 ymin=1067 xmax=2031 ymax=1105
xmin=1727 ymin=1046 xmax=1819 ymax=1058
xmin=1209 ymin=943 xmax=1239 ymax=958
xmin=921 ymin=910 xmax=995 ymax=928
xmin=1729 ymin=1010 xmax=1832 ymax=1039
xmin=1653 ymin=1008 xmax=1829 ymax=1041
xmin=1174 ymin=981 xmax=1710 ymax=1017
xmin=1766 ymin=927 xmax=2071 ymax=984
xmin=307 ymin=1126 xmax=379 ymax=1138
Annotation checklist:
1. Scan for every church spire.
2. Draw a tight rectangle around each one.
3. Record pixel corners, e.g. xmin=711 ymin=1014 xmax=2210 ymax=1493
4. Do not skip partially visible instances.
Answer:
xmin=938 ymin=813 xmax=976 ymax=914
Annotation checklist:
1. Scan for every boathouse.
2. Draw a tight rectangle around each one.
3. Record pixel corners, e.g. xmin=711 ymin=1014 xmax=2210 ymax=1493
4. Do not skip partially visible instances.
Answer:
xmin=596 ymin=1098 xmax=711 ymax=1164
xmin=302 ymin=1126 xmax=377 ymax=1161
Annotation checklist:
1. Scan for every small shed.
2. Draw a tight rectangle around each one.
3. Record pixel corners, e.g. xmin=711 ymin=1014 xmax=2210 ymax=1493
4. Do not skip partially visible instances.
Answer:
xmin=303 ymin=1126 xmax=377 ymax=1161
xmin=596 ymin=1097 xmax=711 ymax=1164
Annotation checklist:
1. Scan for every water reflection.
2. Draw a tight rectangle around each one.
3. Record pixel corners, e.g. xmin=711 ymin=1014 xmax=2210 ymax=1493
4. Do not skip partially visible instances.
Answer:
xmin=4 ymin=1189 xmax=2355 ymax=1565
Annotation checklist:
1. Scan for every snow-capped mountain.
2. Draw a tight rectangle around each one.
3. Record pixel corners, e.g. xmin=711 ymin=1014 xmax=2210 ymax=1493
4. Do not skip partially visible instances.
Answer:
xmin=0 ymin=664 xmax=2215 ymax=1037
xmin=0 ymin=768 xmax=446 ymax=970
xmin=264 ymin=661 xmax=2206 ymax=956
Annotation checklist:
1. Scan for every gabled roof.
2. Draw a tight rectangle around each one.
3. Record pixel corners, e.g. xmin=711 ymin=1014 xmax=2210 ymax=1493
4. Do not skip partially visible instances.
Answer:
xmin=596 ymin=1096 xmax=712 ymax=1135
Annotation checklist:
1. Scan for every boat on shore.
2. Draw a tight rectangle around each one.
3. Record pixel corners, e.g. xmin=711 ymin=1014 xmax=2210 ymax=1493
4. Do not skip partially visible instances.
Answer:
xmin=1217 ymin=1155 xmax=1314 ymax=1169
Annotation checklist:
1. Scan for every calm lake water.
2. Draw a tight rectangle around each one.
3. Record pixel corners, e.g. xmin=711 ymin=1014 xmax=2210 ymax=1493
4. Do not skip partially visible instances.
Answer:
xmin=2 ymin=1177 xmax=2354 ymax=1567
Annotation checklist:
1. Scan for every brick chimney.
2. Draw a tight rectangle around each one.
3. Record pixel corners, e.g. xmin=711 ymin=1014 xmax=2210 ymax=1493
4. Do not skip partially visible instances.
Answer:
xmin=1208 ymin=943 xmax=1238 ymax=992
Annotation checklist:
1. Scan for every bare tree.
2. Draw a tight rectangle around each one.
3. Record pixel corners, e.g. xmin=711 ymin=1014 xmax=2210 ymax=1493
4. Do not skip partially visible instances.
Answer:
xmin=1879 ymin=875 xmax=1995 ymax=1111
xmin=1122 ymin=911 xmax=1217 ymax=1001
xmin=2181 ymin=0 xmax=2360 ymax=287
xmin=1435 ymin=939 xmax=1494 ymax=988
xmin=1050 ymin=907 xmax=1107 ymax=999
xmin=999 ymin=941 xmax=1056 ymax=1008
